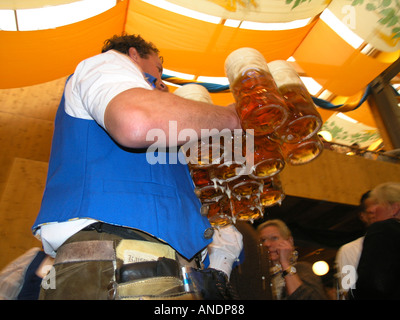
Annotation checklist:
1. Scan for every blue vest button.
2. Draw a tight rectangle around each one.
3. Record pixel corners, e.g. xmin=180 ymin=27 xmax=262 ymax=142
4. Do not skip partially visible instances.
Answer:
xmin=203 ymin=227 xmax=214 ymax=239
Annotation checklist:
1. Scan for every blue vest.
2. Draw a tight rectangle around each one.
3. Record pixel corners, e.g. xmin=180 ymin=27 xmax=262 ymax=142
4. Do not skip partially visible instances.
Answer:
xmin=33 ymin=81 xmax=212 ymax=259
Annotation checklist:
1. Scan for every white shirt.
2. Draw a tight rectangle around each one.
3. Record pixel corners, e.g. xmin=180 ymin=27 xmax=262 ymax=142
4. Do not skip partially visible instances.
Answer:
xmin=36 ymin=50 xmax=153 ymax=257
xmin=0 ymin=248 xmax=41 ymax=300
xmin=65 ymin=50 xmax=152 ymax=128
xmin=335 ymin=236 xmax=364 ymax=295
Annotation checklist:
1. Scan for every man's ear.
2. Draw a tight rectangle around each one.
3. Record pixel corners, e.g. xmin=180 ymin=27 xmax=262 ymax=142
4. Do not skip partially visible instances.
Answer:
xmin=392 ymin=202 xmax=400 ymax=218
xmin=128 ymin=47 xmax=139 ymax=62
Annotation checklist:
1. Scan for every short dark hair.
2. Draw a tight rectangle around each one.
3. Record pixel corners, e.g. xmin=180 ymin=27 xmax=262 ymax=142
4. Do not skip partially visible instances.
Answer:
xmin=101 ymin=33 xmax=161 ymax=61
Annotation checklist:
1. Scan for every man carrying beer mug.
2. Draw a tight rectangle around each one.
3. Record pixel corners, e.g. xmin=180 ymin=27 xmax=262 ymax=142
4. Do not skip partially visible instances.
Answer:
xmin=32 ymin=34 xmax=243 ymax=300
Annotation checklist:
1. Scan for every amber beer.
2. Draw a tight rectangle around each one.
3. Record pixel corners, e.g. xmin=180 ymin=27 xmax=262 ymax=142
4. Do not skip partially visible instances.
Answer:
xmin=231 ymin=194 xmax=263 ymax=222
xmin=175 ymin=84 xmax=224 ymax=168
xmin=227 ymin=175 xmax=263 ymax=199
xmin=212 ymin=162 xmax=244 ymax=183
xmin=174 ymin=84 xmax=238 ymax=226
xmin=268 ymin=60 xmax=322 ymax=143
xmin=246 ymin=134 xmax=285 ymax=180
xmin=211 ymin=130 xmax=247 ymax=182
xmin=201 ymin=195 xmax=233 ymax=227
xmin=282 ymin=133 xmax=323 ymax=165
xmin=182 ymin=137 xmax=224 ymax=168
xmin=225 ymin=48 xmax=289 ymax=136
xmin=190 ymin=166 xmax=224 ymax=202
xmin=190 ymin=165 xmax=211 ymax=188
xmin=277 ymin=84 xmax=322 ymax=142
xmin=259 ymin=175 xmax=285 ymax=207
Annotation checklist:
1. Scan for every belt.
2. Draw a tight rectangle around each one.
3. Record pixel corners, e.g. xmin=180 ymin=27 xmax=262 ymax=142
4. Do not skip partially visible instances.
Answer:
xmin=82 ymin=222 xmax=153 ymax=242
xmin=54 ymin=240 xmax=116 ymax=265
xmin=55 ymin=237 xmax=176 ymax=265
xmin=81 ymin=222 xmax=203 ymax=269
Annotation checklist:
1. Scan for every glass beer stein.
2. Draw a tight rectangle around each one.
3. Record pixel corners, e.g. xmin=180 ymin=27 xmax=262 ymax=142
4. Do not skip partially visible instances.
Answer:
xmin=231 ymin=193 xmax=263 ymax=222
xmin=195 ymin=184 xmax=224 ymax=203
xmin=212 ymin=161 xmax=244 ymax=183
xmin=227 ymin=175 xmax=263 ymax=199
xmin=268 ymin=60 xmax=322 ymax=144
xmin=201 ymin=195 xmax=233 ymax=227
xmin=225 ymin=48 xmax=289 ymax=136
xmin=190 ymin=166 xmax=224 ymax=202
xmin=181 ymin=133 xmax=225 ymax=168
xmin=211 ymin=130 xmax=247 ymax=183
xmin=246 ymin=134 xmax=285 ymax=180
xmin=190 ymin=165 xmax=213 ymax=187
xmin=259 ymin=175 xmax=285 ymax=207
xmin=281 ymin=133 xmax=323 ymax=165
xmin=175 ymin=84 xmax=224 ymax=168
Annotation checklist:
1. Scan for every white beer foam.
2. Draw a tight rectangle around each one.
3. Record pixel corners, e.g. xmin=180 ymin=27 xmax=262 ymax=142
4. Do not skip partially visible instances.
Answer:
xmin=268 ymin=60 xmax=302 ymax=88
xmin=224 ymin=47 xmax=269 ymax=84
xmin=174 ymin=83 xmax=212 ymax=103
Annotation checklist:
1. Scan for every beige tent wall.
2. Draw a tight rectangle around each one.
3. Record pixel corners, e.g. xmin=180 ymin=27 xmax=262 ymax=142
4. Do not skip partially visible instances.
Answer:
xmin=0 ymin=78 xmax=400 ymax=270
xmin=0 ymin=77 xmax=66 ymax=269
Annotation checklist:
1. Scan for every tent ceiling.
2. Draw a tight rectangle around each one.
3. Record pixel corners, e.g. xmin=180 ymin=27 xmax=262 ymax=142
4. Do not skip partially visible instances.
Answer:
xmin=165 ymin=0 xmax=328 ymax=23
xmin=126 ymin=0 xmax=316 ymax=77
xmin=1 ymin=0 xmax=399 ymax=140
xmin=0 ymin=0 xmax=78 ymax=10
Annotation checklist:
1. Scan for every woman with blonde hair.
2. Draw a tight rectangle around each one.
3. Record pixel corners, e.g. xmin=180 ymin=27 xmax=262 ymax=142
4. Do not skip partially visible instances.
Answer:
xmin=257 ymin=219 xmax=327 ymax=300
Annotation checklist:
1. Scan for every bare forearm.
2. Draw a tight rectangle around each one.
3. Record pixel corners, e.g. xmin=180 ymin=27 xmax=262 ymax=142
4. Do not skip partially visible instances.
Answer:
xmin=105 ymin=88 xmax=241 ymax=148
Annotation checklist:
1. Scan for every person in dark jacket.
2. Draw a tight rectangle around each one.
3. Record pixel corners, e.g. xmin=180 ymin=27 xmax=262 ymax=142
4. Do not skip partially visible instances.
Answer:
xmin=350 ymin=182 xmax=400 ymax=300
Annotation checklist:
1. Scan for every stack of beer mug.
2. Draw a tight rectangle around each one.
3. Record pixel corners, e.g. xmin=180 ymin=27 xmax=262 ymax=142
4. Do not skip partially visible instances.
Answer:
xmin=175 ymin=84 xmax=285 ymax=227
xmin=175 ymin=48 xmax=323 ymax=227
